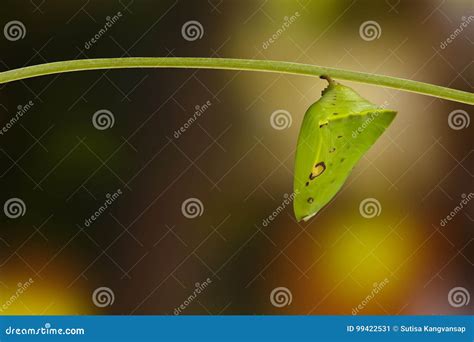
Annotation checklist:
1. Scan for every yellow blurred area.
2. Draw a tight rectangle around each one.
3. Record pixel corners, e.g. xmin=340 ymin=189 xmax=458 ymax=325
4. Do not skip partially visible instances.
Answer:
xmin=309 ymin=210 xmax=425 ymax=313
xmin=0 ymin=275 xmax=92 ymax=315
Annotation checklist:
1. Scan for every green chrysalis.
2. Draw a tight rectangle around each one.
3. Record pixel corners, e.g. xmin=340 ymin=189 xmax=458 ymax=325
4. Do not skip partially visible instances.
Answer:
xmin=293 ymin=77 xmax=397 ymax=221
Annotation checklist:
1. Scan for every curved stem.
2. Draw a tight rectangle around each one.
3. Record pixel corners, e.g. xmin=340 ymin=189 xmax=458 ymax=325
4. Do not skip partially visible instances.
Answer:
xmin=0 ymin=57 xmax=472 ymax=104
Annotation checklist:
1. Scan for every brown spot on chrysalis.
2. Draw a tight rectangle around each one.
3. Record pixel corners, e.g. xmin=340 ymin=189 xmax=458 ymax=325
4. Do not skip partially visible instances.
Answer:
xmin=305 ymin=182 xmax=309 ymax=186
xmin=309 ymin=162 xmax=326 ymax=180
xmin=329 ymin=147 xmax=336 ymax=153
xmin=307 ymin=197 xmax=314 ymax=204
xmin=319 ymin=122 xmax=328 ymax=128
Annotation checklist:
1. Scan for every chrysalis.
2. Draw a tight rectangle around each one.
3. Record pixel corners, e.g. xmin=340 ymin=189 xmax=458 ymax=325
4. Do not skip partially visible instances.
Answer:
xmin=293 ymin=77 xmax=396 ymax=221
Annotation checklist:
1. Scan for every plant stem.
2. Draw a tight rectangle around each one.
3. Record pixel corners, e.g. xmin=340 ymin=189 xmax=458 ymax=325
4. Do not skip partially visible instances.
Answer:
xmin=0 ymin=57 xmax=472 ymax=104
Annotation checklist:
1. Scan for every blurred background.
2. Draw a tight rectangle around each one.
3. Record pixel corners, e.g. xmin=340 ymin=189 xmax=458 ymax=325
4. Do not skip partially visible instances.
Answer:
xmin=0 ymin=0 xmax=472 ymax=315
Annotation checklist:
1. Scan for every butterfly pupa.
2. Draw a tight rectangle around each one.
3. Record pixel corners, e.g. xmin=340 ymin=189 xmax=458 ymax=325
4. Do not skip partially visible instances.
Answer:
xmin=293 ymin=77 xmax=396 ymax=221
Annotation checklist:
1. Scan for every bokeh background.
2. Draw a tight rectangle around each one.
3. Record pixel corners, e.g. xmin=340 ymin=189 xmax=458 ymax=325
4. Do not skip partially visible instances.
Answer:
xmin=0 ymin=0 xmax=472 ymax=315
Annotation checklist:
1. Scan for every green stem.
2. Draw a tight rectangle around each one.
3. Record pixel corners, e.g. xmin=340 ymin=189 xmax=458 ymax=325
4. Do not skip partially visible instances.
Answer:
xmin=0 ymin=57 xmax=472 ymax=104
